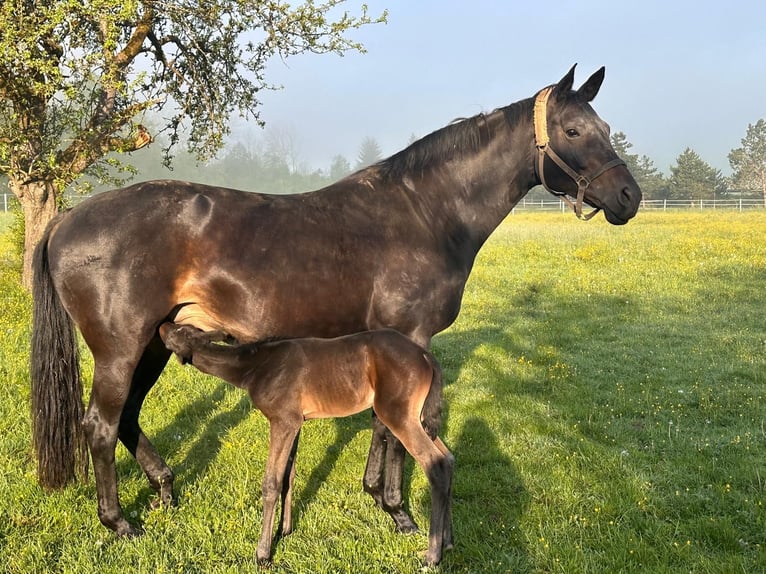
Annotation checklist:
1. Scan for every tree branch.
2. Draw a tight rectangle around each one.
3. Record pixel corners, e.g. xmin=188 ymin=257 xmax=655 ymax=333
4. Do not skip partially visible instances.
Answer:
xmin=56 ymin=100 xmax=159 ymax=178
xmin=113 ymin=4 xmax=155 ymax=69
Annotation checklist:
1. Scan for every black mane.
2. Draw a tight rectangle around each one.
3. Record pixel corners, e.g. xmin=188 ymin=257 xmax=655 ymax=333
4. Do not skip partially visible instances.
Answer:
xmin=375 ymin=99 xmax=529 ymax=181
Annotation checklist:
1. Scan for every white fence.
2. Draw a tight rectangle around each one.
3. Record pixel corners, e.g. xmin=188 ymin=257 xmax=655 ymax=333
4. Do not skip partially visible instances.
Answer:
xmin=1 ymin=193 xmax=14 ymax=213
xmin=638 ymin=199 xmax=765 ymax=211
xmin=2 ymin=193 xmax=765 ymax=214
xmin=510 ymin=197 xmax=766 ymax=213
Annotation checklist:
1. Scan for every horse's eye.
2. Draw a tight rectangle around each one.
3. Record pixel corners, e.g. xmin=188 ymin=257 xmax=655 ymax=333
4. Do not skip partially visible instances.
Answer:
xmin=565 ymin=128 xmax=580 ymax=138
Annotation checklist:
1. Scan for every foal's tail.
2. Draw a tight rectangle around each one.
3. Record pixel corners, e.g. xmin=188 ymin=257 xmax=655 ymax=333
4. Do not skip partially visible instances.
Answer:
xmin=30 ymin=215 xmax=88 ymax=489
xmin=421 ymin=352 xmax=444 ymax=440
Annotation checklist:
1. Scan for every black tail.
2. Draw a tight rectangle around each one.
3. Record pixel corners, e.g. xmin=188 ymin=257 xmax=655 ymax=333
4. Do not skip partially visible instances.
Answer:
xmin=421 ymin=352 xmax=444 ymax=440
xmin=30 ymin=215 xmax=88 ymax=489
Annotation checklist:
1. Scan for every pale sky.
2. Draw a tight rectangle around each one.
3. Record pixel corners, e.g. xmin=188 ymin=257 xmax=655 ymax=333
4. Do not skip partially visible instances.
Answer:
xmin=243 ymin=0 xmax=765 ymax=176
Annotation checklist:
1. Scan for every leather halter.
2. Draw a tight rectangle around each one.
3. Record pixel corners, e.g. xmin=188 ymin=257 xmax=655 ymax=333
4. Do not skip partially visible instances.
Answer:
xmin=533 ymin=87 xmax=626 ymax=220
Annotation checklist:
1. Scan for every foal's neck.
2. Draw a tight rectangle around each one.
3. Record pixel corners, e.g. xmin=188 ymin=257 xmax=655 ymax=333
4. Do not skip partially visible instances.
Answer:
xmin=189 ymin=340 xmax=262 ymax=389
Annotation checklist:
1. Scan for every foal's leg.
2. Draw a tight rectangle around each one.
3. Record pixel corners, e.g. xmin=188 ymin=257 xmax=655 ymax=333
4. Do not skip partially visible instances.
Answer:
xmin=386 ymin=422 xmax=454 ymax=567
xmin=367 ymin=331 xmax=433 ymax=534
xmin=277 ymin=431 xmax=300 ymax=538
xmin=118 ymin=335 xmax=175 ymax=508
xmin=363 ymin=414 xmax=419 ymax=533
xmin=434 ymin=437 xmax=454 ymax=550
xmin=83 ymin=359 xmax=143 ymax=537
xmin=257 ymin=418 xmax=302 ymax=565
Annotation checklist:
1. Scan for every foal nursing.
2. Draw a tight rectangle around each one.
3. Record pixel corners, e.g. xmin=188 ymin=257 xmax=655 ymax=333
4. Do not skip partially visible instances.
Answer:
xmin=159 ymin=323 xmax=454 ymax=566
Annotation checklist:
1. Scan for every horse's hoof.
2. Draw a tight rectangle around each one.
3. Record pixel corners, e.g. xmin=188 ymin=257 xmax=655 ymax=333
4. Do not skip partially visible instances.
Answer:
xmin=150 ymin=494 xmax=177 ymax=510
xmin=397 ymin=523 xmax=420 ymax=534
xmin=391 ymin=512 xmax=419 ymax=534
xmin=116 ymin=523 xmax=143 ymax=538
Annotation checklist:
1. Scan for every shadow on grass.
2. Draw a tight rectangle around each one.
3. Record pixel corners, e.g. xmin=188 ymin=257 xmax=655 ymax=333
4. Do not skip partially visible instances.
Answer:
xmin=114 ymin=281 xmax=676 ymax=563
xmin=117 ymin=382 xmax=252 ymax=511
xmin=445 ymin=416 xmax=530 ymax=571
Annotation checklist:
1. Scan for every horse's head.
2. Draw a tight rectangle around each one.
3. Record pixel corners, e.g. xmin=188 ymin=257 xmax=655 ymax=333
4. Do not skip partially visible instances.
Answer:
xmin=534 ymin=65 xmax=641 ymax=225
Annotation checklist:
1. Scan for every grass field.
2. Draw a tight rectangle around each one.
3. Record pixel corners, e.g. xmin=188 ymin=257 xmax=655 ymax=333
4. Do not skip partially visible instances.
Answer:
xmin=1 ymin=210 xmax=765 ymax=573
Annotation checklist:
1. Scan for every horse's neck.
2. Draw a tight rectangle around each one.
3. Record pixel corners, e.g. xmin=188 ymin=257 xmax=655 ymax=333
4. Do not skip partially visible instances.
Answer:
xmin=400 ymin=104 xmax=537 ymax=253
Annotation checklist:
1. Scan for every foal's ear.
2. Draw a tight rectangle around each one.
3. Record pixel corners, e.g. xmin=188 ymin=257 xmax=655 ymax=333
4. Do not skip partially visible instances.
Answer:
xmin=576 ymin=67 xmax=605 ymax=102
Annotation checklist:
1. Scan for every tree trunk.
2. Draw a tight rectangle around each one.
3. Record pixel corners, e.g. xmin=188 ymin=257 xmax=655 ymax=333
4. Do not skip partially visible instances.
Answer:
xmin=12 ymin=180 xmax=59 ymax=291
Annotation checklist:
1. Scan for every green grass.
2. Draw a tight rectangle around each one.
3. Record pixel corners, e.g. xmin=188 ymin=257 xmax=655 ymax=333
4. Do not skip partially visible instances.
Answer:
xmin=1 ymin=210 xmax=765 ymax=573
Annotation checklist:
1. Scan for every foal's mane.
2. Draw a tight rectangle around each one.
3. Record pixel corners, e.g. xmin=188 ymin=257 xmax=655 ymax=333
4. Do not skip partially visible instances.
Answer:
xmin=375 ymin=99 xmax=529 ymax=181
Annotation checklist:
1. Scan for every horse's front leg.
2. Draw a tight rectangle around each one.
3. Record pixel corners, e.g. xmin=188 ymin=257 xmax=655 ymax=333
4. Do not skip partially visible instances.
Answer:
xmin=118 ymin=337 xmax=176 ymax=509
xmin=363 ymin=414 xmax=419 ymax=533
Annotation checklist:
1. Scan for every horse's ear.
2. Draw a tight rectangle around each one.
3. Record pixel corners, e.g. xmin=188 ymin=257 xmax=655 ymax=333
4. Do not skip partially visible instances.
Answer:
xmin=552 ymin=64 xmax=577 ymax=98
xmin=576 ymin=67 xmax=605 ymax=102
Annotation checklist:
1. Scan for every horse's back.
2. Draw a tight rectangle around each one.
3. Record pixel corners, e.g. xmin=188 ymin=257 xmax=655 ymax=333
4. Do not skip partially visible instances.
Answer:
xmin=43 ymin=180 xmax=391 ymax=344
xmin=43 ymin=176 xmax=461 ymax=352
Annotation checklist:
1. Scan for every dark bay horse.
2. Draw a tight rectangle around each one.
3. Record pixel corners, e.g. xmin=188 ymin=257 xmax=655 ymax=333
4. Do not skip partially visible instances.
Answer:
xmin=158 ymin=323 xmax=452 ymax=566
xmin=31 ymin=65 xmax=641 ymax=538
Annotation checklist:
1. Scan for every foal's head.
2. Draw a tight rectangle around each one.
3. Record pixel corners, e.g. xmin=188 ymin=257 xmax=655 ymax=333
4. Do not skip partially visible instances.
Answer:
xmin=158 ymin=323 xmax=230 ymax=364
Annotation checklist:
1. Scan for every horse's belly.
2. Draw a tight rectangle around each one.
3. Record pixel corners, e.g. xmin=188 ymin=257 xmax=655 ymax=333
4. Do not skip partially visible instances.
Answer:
xmin=173 ymin=303 xmax=226 ymax=333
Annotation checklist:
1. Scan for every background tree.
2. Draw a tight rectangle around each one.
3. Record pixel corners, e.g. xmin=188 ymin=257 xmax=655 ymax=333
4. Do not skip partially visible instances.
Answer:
xmin=610 ymin=132 xmax=667 ymax=199
xmin=330 ymin=154 xmax=352 ymax=181
xmin=728 ymin=119 xmax=766 ymax=206
xmin=668 ymin=148 xmax=725 ymax=201
xmin=0 ymin=1 xmax=385 ymax=288
xmin=356 ymin=136 xmax=383 ymax=169
xmin=206 ymin=141 xmax=263 ymax=191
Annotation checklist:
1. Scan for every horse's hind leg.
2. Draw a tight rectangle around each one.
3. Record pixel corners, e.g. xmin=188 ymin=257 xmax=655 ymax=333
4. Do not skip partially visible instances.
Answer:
xmin=362 ymin=413 xmax=386 ymax=507
xmin=363 ymin=414 xmax=419 ymax=533
xmin=118 ymin=335 xmax=175 ymax=508
xmin=83 ymin=359 xmax=143 ymax=537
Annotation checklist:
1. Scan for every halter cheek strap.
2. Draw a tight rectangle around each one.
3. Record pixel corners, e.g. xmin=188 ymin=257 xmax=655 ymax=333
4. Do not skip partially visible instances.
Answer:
xmin=533 ymin=87 xmax=626 ymax=220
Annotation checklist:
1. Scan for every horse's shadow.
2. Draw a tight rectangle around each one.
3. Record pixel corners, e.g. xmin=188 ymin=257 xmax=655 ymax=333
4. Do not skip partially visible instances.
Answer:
xmin=448 ymin=416 xmax=530 ymax=569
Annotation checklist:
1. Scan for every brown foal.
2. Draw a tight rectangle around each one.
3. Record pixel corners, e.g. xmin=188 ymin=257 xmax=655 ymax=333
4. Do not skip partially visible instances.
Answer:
xmin=158 ymin=323 xmax=453 ymax=566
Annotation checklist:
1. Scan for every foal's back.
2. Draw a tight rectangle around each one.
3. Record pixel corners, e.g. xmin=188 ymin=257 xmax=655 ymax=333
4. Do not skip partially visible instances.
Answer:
xmin=160 ymin=325 xmax=437 ymax=423
xmin=240 ymin=329 xmax=435 ymax=421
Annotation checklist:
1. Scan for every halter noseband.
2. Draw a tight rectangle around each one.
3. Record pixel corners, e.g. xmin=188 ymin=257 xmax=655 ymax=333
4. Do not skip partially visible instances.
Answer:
xmin=533 ymin=86 xmax=626 ymax=220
